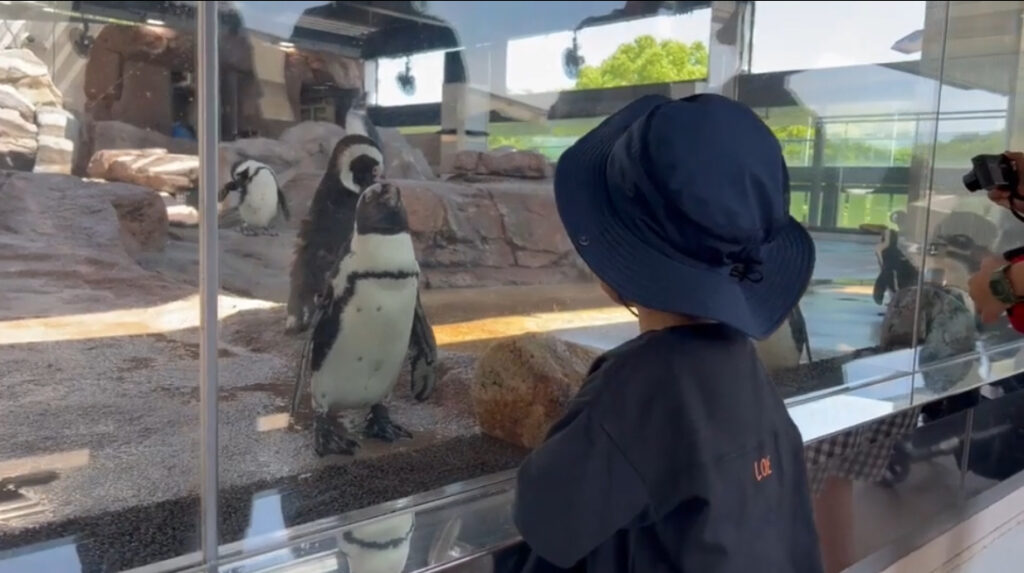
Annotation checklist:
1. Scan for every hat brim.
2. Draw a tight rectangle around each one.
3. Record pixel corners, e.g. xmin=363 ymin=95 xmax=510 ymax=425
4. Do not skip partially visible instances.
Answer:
xmin=554 ymin=95 xmax=816 ymax=340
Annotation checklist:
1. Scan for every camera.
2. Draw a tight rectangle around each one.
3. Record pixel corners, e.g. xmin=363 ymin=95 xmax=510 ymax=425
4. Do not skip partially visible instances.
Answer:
xmin=963 ymin=154 xmax=1019 ymax=193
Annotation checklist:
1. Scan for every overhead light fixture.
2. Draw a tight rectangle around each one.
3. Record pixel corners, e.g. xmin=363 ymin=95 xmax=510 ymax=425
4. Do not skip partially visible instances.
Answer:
xmin=146 ymin=18 xmax=166 ymax=26
xmin=42 ymin=6 xmax=55 ymax=12
xmin=278 ymin=41 xmax=295 ymax=48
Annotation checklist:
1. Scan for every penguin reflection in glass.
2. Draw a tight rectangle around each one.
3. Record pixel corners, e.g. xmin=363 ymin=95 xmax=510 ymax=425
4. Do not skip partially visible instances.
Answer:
xmin=293 ymin=182 xmax=438 ymax=456
xmin=286 ymin=134 xmax=384 ymax=333
xmin=872 ymin=227 xmax=919 ymax=305
xmin=756 ymin=305 xmax=813 ymax=372
xmin=218 ymin=159 xmax=291 ymax=236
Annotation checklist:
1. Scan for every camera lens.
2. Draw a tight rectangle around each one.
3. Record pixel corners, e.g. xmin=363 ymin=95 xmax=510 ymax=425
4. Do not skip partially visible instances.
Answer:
xmin=963 ymin=172 xmax=982 ymax=192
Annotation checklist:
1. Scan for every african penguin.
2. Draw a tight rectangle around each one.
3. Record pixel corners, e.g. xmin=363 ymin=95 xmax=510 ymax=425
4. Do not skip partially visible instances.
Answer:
xmin=286 ymin=134 xmax=384 ymax=333
xmin=292 ymin=182 xmax=437 ymax=456
xmin=218 ymin=159 xmax=290 ymax=236
xmin=873 ymin=228 xmax=920 ymax=305
xmin=337 ymin=512 xmax=415 ymax=573
xmin=755 ymin=304 xmax=813 ymax=373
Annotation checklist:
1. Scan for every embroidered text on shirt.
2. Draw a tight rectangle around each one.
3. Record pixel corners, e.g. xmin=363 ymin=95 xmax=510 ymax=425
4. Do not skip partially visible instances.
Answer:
xmin=754 ymin=456 xmax=773 ymax=481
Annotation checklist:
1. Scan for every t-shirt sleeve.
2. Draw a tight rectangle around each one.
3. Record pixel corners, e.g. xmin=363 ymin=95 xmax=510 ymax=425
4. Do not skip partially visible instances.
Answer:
xmin=513 ymin=407 xmax=648 ymax=568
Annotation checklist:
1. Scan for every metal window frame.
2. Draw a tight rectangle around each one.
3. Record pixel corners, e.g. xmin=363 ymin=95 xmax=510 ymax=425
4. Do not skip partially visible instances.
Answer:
xmin=197 ymin=1 xmax=220 ymax=571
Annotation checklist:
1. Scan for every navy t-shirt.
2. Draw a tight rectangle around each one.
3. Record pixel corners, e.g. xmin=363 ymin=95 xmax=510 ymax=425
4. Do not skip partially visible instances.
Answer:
xmin=511 ymin=323 xmax=823 ymax=573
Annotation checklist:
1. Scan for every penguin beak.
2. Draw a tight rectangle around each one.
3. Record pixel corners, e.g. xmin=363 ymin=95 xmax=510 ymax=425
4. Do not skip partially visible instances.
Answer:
xmin=218 ymin=181 xmax=238 ymax=202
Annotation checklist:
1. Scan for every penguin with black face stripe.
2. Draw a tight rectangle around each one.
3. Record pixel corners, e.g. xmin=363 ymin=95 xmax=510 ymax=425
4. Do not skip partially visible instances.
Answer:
xmin=292 ymin=181 xmax=437 ymax=456
xmin=286 ymin=134 xmax=384 ymax=334
xmin=218 ymin=159 xmax=290 ymax=236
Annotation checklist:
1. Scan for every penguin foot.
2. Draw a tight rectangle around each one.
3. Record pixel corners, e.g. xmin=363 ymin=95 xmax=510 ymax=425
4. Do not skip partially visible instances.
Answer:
xmin=363 ymin=404 xmax=413 ymax=443
xmin=238 ymin=224 xmax=258 ymax=237
xmin=260 ymin=227 xmax=278 ymax=237
xmin=313 ymin=415 xmax=361 ymax=457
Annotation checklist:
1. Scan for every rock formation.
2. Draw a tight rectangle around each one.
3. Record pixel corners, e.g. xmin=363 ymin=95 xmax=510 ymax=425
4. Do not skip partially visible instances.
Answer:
xmin=452 ymin=149 xmax=552 ymax=180
xmin=0 ymin=171 xmax=173 ymax=320
xmin=79 ymin=117 xmax=585 ymax=289
xmin=471 ymin=333 xmax=599 ymax=449
xmin=0 ymin=49 xmax=77 ymax=174
xmin=83 ymin=24 xmax=259 ymax=137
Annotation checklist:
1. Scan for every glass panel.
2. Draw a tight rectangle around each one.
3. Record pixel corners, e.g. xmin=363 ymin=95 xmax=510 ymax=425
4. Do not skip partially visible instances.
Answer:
xmin=211 ymin=472 xmax=518 ymax=573
xmin=806 ymin=403 xmax=972 ymax=570
xmin=961 ymin=376 xmax=1024 ymax=501
xmin=733 ymin=0 xmax=936 ymax=408
xmin=0 ymin=1 xmax=201 ymax=571
xmin=213 ymin=0 xmax=714 ymax=560
xmin=913 ymin=1 xmax=1024 ymax=402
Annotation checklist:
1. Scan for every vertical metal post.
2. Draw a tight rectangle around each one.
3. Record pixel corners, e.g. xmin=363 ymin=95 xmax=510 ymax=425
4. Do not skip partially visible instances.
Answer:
xmin=808 ymin=118 xmax=826 ymax=227
xmin=908 ymin=0 xmax=950 ymax=407
xmin=197 ymin=1 xmax=220 ymax=570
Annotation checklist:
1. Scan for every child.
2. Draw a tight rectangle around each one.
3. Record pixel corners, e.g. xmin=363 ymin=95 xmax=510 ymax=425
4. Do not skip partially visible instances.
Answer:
xmin=511 ymin=94 xmax=825 ymax=572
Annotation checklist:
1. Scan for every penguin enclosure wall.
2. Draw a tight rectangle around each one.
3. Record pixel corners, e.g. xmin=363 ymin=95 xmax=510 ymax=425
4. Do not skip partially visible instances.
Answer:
xmin=3 ymin=1 xmax=1024 ymax=572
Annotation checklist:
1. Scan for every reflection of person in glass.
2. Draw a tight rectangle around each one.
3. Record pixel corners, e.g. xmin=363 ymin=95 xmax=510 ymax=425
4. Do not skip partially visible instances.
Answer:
xmin=509 ymin=94 xmax=823 ymax=572
xmin=968 ymin=152 xmax=1024 ymax=326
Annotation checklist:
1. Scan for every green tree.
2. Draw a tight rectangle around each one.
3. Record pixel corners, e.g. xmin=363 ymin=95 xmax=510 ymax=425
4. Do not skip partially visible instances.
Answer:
xmin=574 ymin=35 xmax=708 ymax=89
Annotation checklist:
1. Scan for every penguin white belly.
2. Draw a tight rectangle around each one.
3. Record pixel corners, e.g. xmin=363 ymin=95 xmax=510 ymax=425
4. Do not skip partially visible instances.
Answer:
xmin=238 ymin=178 xmax=279 ymax=227
xmin=755 ymin=322 xmax=800 ymax=373
xmin=313 ymin=276 xmax=419 ymax=410
xmin=338 ymin=513 xmax=414 ymax=573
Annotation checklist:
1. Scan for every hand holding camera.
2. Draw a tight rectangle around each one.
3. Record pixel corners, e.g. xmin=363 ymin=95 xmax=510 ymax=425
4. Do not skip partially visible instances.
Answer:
xmin=964 ymin=152 xmax=1024 ymax=328
xmin=964 ymin=151 xmax=1024 ymax=219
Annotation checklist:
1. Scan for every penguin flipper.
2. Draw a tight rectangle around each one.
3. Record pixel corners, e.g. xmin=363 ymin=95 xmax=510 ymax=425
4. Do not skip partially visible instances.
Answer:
xmin=408 ymin=293 xmax=438 ymax=402
xmin=291 ymin=333 xmax=314 ymax=418
xmin=218 ymin=181 xmax=237 ymax=202
xmin=291 ymin=285 xmax=335 ymax=418
xmin=277 ymin=187 xmax=291 ymax=221
xmin=872 ymin=271 xmax=888 ymax=305
xmin=789 ymin=305 xmax=813 ymax=364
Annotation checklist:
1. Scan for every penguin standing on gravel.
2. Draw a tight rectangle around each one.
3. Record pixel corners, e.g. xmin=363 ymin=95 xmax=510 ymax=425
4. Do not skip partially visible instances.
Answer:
xmin=218 ymin=159 xmax=290 ymax=236
xmin=286 ymin=134 xmax=384 ymax=333
xmin=292 ymin=182 xmax=437 ymax=456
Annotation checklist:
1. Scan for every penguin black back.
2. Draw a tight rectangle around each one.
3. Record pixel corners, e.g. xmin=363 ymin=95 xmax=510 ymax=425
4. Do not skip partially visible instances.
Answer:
xmin=873 ymin=228 xmax=920 ymax=305
xmin=286 ymin=134 xmax=384 ymax=333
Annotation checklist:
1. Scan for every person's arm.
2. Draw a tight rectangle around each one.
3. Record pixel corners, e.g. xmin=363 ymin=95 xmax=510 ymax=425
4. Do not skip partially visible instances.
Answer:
xmin=1008 ymin=260 xmax=1024 ymax=297
xmin=970 ymin=254 xmax=1024 ymax=325
xmin=513 ymin=408 xmax=648 ymax=569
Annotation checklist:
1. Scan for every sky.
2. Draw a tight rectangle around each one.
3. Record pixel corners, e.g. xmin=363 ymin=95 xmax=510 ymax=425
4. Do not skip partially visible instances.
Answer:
xmin=231 ymin=1 xmax=1009 ymax=134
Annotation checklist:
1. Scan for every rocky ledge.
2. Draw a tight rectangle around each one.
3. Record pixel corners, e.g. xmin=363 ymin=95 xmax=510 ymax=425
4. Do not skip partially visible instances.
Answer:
xmin=0 ymin=49 xmax=78 ymax=175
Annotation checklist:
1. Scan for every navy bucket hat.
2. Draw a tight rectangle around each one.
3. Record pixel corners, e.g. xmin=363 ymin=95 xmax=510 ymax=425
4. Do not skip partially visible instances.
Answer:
xmin=554 ymin=93 xmax=816 ymax=340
